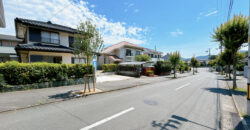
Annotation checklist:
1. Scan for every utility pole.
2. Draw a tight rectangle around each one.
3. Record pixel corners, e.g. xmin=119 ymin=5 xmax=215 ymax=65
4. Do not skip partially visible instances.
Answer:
xmin=247 ymin=0 xmax=250 ymax=116
xmin=206 ymin=48 xmax=211 ymax=68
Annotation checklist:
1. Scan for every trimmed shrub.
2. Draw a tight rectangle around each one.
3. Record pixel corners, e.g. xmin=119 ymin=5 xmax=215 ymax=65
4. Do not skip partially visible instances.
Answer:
xmin=154 ymin=61 xmax=172 ymax=75
xmin=0 ymin=61 xmax=93 ymax=85
xmin=102 ymin=64 xmax=117 ymax=72
xmin=146 ymin=70 xmax=154 ymax=76
xmin=117 ymin=65 xmax=141 ymax=77
xmin=135 ymin=55 xmax=151 ymax=62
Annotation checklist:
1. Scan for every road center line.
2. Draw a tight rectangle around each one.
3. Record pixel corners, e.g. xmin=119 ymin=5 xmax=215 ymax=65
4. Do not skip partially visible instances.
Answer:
xmin=80 ymin=107 xmax=135 ymax=130
xmin=175 ymin=83 xmax=191 ymax=91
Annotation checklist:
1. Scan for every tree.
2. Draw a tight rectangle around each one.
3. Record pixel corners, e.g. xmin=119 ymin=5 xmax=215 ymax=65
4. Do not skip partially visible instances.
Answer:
xmin=169 ymin=51 xmax=181 ymax=78
xmin=135 ymin=54 xmax=151 ymax=62
xmin=212 ymin=15 xmax=248 ymax=88
xmin=178 ymin=60 xmax=185 ymax=73
xmin=191 ymin=57 xmax=198 ymax=75
xmin=195 ymin=60 xmax=200 ymax=72
xmin=215 ymin=54 xmax=226 ymax=75
xmin=219 ymin=50 xmax=233 ymax=79
xmin=209 ymin=55 xmax=217 ymax=60
xmin=73 ymin=20 xmax=104 ymax=65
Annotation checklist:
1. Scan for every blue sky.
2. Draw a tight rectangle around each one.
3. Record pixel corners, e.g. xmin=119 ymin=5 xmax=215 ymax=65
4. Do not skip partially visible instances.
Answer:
xmin=0 ymin=0 xmax=249 ymax=58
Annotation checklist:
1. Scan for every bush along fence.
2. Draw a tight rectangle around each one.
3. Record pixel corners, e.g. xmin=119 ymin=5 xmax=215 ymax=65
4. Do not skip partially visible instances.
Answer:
xmin=154 ymin=61 xmax=172 ymax=75
xmin=117 ymin=64 xmax=141 ymax=77
xmin=102 ymin=64 xmax=118 ymax=72
xmin=0 ymin=61 xmax=94 ymax=92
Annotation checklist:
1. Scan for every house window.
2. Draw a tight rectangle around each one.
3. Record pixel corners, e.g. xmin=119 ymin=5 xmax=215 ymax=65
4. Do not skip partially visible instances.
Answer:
xmin=72 ymin=57 xmax=85 ymax=64
xmin=69 ymin=36 xmax=74 ymax=47
xmin=150 ymin=54 xmax=154 ymax=58
xmin=126 ymin=49 xmax=132 ymax=56
xmin=135 ymin=51 xmax=141 ymax=55
xmin=41 ymin=31 xmax=59 ymax=44
xmin=51 ymin=33 xmax=59 ymax=44
xmin=30 ymin=55 xmax=62 ymax=63
xmin=0 ymin=41 xmax=13 ymax=47
xmin=29 ymin=28 xmax=41 ymax=42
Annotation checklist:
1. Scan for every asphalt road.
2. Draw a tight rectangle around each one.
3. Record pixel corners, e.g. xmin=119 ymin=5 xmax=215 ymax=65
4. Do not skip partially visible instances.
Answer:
xmin=0 ymin=68 xmax=221 ymax=130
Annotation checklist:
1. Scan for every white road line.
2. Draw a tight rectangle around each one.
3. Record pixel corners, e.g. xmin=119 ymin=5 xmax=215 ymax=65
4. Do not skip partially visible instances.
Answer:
xmin=175 ymin=83 xmax=191 ymax=91
xmin=80 ymin=107 xmax=135 ymax=130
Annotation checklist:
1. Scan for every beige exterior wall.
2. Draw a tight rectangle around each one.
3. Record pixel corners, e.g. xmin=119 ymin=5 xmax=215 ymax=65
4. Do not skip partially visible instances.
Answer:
xmin=18 ymin=51 xmax=73 ymax=64
xmin=28 ymin=51 xmax=73 ymax=63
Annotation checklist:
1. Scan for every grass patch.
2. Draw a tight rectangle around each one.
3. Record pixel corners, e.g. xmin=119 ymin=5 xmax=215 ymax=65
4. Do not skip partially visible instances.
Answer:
xmin=240 ymin=112 xmax=248 ymax=117
xmin=229 ymin=87 xmax=247 ymax=92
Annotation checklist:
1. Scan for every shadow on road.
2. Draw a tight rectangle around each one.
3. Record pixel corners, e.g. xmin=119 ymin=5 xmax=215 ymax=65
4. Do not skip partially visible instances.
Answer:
xmin=48 ymin=91 xmax=75 ymax=100
xmin=204 ymin=88 xmax=246 ymax=96
xmin=151 ymin=115 xmax=214 ymax=130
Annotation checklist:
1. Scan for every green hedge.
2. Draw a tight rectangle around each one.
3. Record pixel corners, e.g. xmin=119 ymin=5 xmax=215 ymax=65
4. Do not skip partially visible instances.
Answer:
xmin=117 ymin=64 xmax=141 ymax=77
xmin=154 ymin=61 xmax=172 ymax=75
xmin=117 ymin=65 xmax=140 ymax=71
xmin=0 ymin=61 xmax=93 ymax=85
xmin=102 ymin=64 xmax=117 ymax=72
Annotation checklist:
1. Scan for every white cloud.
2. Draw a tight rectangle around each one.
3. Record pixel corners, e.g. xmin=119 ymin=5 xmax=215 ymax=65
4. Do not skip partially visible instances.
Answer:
xmin=90 ymin=4 xmax=95 ymax=8
xmin=170 ymin=29 xmax=183 ymax=37
xmin=0 ymin=0 xmax=147 ymax=45
xmin=205 ymin=10 xmax=218 ymax=16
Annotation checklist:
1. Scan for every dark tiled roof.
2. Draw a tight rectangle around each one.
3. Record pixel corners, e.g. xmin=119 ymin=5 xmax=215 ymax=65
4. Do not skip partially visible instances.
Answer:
xmin=15 ymin=43 xmax=74 ymax=53
xmin=0 ymin=34 xmax=23 ymax=42
xmin=15 ymin=18 xmax=77 ymax=33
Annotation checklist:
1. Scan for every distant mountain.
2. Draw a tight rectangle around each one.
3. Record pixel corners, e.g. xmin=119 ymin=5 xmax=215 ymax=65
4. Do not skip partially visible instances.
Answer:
xmin=184 ymin=55 xmax=210 ymax=61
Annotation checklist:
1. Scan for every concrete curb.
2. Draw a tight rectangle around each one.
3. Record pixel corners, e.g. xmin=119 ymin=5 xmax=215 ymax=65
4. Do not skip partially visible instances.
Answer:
xmin=225 ymin=78 xmax=249 ymax=130
xmin=0 ymin=74 xmax=192 ymax=114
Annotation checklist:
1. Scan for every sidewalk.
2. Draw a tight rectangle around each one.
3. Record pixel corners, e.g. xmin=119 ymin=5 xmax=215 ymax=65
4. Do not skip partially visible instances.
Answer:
xmin=0 ymin=72 xmax=192 ymax=113
xmin=217 ymin=75 xmax=244 ymax=130
xmin=221 ymin=74 xmax=250 ymax=129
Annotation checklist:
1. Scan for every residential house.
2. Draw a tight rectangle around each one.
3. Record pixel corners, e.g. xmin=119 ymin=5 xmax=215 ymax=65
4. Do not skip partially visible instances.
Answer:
xmin=142 ymin=48 xmax=163 ymax=62
xmin=0 ymin=0 xmax=5 ymax=28
xmin=98 ymin=41 xmax=165 ymax=68
xmin=0 ymin=34 xmax=22 ymax=62
xmin=98 ymin=41 xmax=144 ymax=68
xmin=14 ymin=18 xmax=82 ymax=63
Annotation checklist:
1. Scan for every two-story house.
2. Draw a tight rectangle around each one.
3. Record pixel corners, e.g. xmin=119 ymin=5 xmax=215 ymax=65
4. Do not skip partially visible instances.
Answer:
xmin=143 ymin=48 xmax=163 ymax=62
xmin=14 ymin=18 xmax=83 ymax=63
xmin=0 ymin=34 xmax=22 ymax=62
xmin=98 ymin=41 xmax=144 ymax=68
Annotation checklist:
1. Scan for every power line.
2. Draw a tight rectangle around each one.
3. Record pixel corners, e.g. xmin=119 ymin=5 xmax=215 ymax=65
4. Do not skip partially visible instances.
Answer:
xmin=227 ymin=0 xmax=234 ymax=21
xmin=48 ymin=2 xmax=73 ymax=21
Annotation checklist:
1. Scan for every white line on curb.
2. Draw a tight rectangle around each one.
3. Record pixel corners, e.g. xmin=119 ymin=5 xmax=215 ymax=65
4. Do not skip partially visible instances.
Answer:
xmin=175 ymin=83 xmax=191 ymax=91
xmin=80 ymin=107 xmax=135 ymax=130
